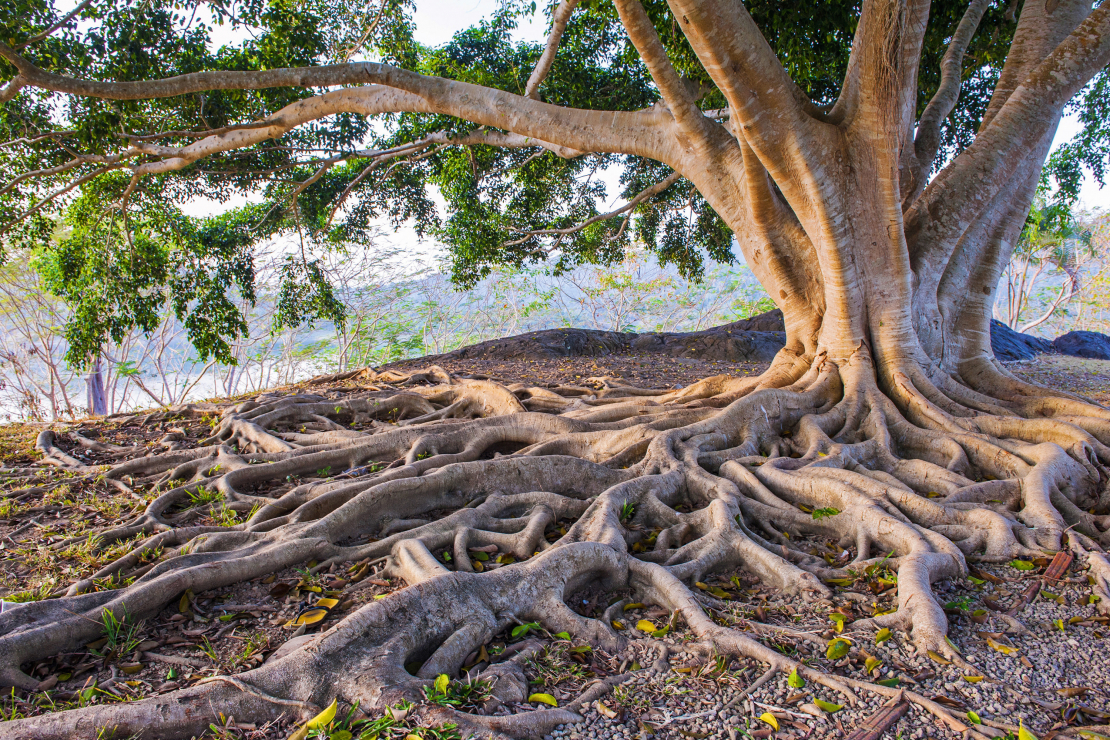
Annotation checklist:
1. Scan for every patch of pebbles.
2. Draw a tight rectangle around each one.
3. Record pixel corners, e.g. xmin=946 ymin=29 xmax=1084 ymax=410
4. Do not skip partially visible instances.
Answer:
xmin=546 ymin=563 xmax=1108 ymax=740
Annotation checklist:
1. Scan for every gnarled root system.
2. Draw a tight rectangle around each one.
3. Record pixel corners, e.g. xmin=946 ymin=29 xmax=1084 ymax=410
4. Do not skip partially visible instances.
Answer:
xmin=1 ymin=354 xmax=1108 ymax=740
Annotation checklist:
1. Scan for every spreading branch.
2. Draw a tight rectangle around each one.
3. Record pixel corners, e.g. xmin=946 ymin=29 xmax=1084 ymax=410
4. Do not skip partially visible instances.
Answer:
xmin=613 ymin=0 xmax=716 ymax=143
xmin=901 ymin=0 xmax=991 ymax=207
xmin=502 ymin=170 xmax=682 ymax=247
xmin=525 ymin=0 xmax=580 ymax=99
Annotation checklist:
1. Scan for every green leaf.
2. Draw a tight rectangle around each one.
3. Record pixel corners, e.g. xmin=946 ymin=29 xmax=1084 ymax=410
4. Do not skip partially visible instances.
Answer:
xmin=826 ymin=638 xmax=850 ymax=660
xmin=876 ymin=678 xmax=900 ymax=687
xmin=875 ymin=628 xmax=892 ymax=644
xmin=1011 ymin=559 xmax=1036 ymax=571
xmin=967 ymin=710 xmax=981 ymax=725
xmin=554 ymin=632 xmax=571 ymax=641
xmin=787 ymin=668 xmax=805 ymax=688
xmin=813 ymin=698 xmax=842 ymax=713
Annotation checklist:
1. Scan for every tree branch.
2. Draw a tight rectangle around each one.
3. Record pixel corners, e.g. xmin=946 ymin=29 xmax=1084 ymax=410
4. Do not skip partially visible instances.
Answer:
xmin=901 ymin=0 xmax=990 ymax=207
xmin=0 ymin=44 xmax=670 ymax=162
xmin=502 ymin=170 xmax=682 ymax=246
xmin=525 ymin=0 xmax=580 ymax=99
xmin=661 ymin=0 xmax=822 ymax=179
xmin=17 ymin=0 xmax=96 ymax=48
xmin=613 ymin=0 xmax=715 ymax=142
xmin=906 ymin=2 xmax=1110 ymax=270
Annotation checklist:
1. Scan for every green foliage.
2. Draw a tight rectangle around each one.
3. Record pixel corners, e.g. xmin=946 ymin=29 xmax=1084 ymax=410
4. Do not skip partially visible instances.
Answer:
xmin=1045 ymin=71 xmax=1110 ymax=204
xmin=3 ymin=0 xmax=1101 ymax=373
xmin=423 ymin=675 xmax=492 ymax=711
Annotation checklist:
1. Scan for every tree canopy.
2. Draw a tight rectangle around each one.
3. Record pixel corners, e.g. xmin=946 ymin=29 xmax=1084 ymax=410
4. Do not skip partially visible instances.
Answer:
xmin=2 ymin=0 xmax=1104 ymax=369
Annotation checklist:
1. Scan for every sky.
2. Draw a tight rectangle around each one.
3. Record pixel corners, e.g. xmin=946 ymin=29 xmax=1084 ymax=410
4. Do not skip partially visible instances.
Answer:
xmin=185 ymin=0 xmax=1108 ymax=261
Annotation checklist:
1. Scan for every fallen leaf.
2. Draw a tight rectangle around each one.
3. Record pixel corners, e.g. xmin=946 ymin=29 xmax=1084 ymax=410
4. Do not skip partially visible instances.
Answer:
xmin=814 ymin=698 xmax=842 ymax=713
xmin=1056 ymin=687 xmax=1091 ymax=698
xmin=306 ymin=698 xmax=337 ymax=729
xmin=875 ymin=628 xmax=892 ymax=644
xmin=963 ymin=676 xmax=984 ymax=683
xmin=636 ymin=619 xmax=658 ymax=633
xmin=529 ymin=693 xmax=558 ymax=707
xmin=864 ymin=657 xmax=883 ymax=674
xmin=985 ymin=636 xmax=1019 ymax=655
xmin=927 ymin=650 xmax=951 ymax=665
xmin=826 ymin=638 xmax=851 ymax=659
xmin=1010 ymin=559 xmax=1035 ymax=571
xmin=758 ymin=712 xmax=779 ymax=731
xmin=787 ymin=667 xmax=805 ymax=688
xmin=1019 ymin=721 xmax=1039 ymax=740
xmin=595 ymin=702 xmax=618 ymax=719
xmin=967 ymin=710 xmax=981 ymax=725
xmin=434 ymin=674 xmax=449 ymax=695
xmin=285 ymin=608 xmax=328 ymax=627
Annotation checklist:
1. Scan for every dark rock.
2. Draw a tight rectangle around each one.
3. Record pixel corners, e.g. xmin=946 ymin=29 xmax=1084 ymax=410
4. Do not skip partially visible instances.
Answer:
xmin=438 ymin=309 xmax=788 ymax=363
xmin=990 ymin=320 xmax=1053 ymax=362
xmin=1052 ymin=330 xmax=1110 ymax=360
xmin=433 ymin=310 xmax=1086 ymax=366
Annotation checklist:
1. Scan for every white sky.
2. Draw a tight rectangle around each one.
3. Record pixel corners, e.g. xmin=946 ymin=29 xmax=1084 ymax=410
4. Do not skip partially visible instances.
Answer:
xmin=180 ymin=0 xmax=1108 ymax=258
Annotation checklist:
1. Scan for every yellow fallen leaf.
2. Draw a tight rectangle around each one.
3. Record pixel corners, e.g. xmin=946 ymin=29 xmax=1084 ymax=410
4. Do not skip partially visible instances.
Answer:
xmin=611 ymin=620 xmax=626 ymax=630
xmin=964 ymin=675 xmax=984 ymax=683
xmin=985 ymin=637 xmax=1019 ymax=655
xmin=286 ymin=608 xmax=328 ymax=627
xmin=758 ymin=712 xmax=779 ymax=731
xmin=864 ymin=657 xmax=883 ymax=674
xmin=623 ymin=603 xmax=645 ymax=611
xmin=595 ymin=702 xmax=618 ymax=719
xmin=306 ymin=698 xmax=337 ymax=729
xmin=529 ymin=693 xmax=558 ymax=707
xmin=179 ymin=589 xmax=193 ymax=613
xmin=694 ymin=582 xmax=709 ymax=590
xmin=875 ymin=628 xmax=892 ymax=644
xmin=434 ymin=674 xmax=449 ymax=695
xmin=927 ymin=650 xmax=951 ymax=665
xmin=1019 ymin=721 xmax=1039 ymax=740
xmin=636 ymin=619 xmax=658 ymax=633
xmin=814 ymin=698 xmax=843 ymax=713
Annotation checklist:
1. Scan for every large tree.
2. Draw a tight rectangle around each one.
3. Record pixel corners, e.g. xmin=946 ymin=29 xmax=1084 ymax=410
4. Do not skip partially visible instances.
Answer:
xmin=1 ymin=0 xmax=1110 ymax=737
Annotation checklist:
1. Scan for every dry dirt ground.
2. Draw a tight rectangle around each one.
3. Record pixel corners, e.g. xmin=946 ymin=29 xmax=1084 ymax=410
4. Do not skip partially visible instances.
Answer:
xmin=0 ymin=353 xmax=1107 ymax=740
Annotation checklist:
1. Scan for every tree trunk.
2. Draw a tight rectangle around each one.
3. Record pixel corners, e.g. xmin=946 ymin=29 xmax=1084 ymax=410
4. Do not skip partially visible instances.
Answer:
xmin=84 ymin=358 xmax=107 ymax=417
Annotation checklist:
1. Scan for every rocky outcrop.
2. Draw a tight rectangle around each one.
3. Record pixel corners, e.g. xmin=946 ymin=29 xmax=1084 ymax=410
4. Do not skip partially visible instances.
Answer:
xmin=990 ymin=320 xmax=1054 ymax=362
xmin=437 ymin=310 xmax=1108 ymax=365
xmin=437 ymin=310 xmax=788 ymax=363
xmin=1052 ymin=330 xmax=1110 ymax=360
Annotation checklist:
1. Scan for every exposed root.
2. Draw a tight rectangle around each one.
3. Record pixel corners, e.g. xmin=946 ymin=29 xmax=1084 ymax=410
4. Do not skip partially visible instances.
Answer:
xmin=2 ymin=356 xmax=1107 ymax=738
